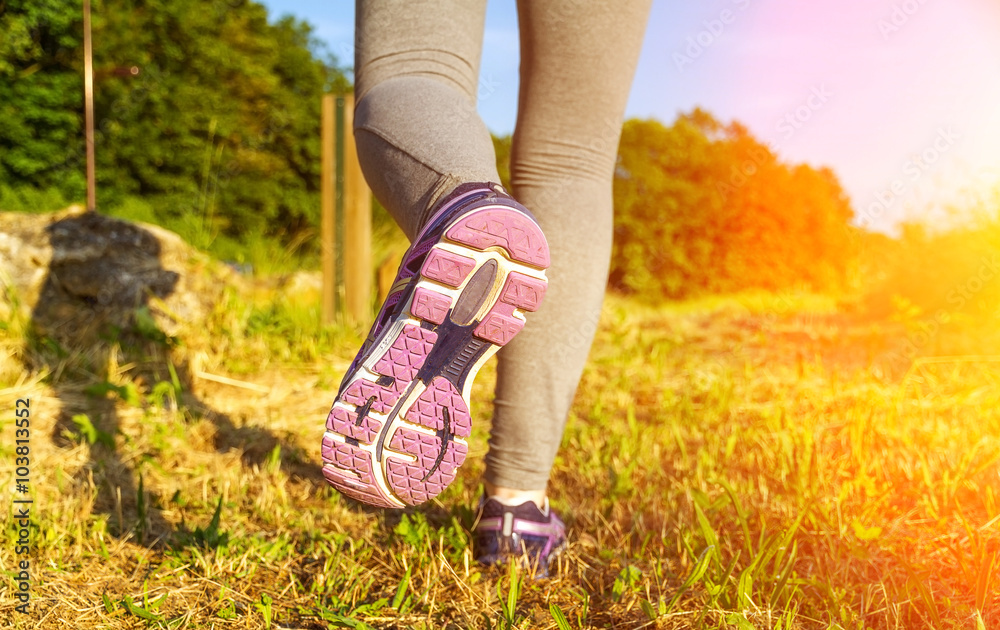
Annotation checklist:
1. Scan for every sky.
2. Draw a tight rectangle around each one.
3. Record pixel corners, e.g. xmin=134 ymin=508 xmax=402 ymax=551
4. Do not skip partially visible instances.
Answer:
xmin=257 ymin=0 xmax=1000 ymax=233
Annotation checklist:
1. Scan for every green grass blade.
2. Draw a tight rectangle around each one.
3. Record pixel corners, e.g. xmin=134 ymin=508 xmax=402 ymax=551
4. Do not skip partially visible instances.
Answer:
xmin=715 ymin=550 xmax=742 ymax=607
xmin=694 ymin=501 xmax=721 ymax=553
xmin=506 ymin=561 xmax=520 ymax=624
xmin=715 ymin=477 xmax=753 ymax=557
xmin=549 ymin=603 xmax=573 ymax=630
xmin=639 ymin=599 xmax=657 ymax=621
xmin=122 ymin=595 xmax=163 ymax=621
xmin=975 ymin=550 xmax=998 ymax=612
xmin=666 ymin=545 xmax=714 ymax=612
xmin=392 ymin=565 xmax=411 ymax=610
xmin=769 ymin=540 xmax=799 ymax=609
xmin=737 ymin=566 xmax=754 ymax=610
xmin=726 ymin=612 xmax=755 ymax=629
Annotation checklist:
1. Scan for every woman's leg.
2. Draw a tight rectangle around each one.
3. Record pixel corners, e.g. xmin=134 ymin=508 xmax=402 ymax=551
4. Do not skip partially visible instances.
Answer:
xmin=339 ymin=0 xmax=650 ymax=512
xmin=325 ymin=0 xmax=553 ymax=508
xmin=353 ymin=0 xmax=497 ymax=239
xmin=484 ymin=0 xmax=652 ymax=494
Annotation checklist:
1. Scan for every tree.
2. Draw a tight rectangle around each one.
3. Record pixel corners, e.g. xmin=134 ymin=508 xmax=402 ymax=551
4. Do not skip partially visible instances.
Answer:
xmin=611 ymin=109 xmax=855 ymax=299
xmin=0 ymin=0 xmax=87 ymax=196
xmin=0 ymin=0 xmax=349 ymax=253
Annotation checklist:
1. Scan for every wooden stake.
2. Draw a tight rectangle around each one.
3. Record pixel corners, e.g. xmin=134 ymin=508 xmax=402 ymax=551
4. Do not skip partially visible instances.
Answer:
xmin=320 ymin=94 xmax=336 ymax=324
xmin=342 ymin=95 xmax=372 ymax=324
xmin=83 ymin=0 xmax=96 ymax=212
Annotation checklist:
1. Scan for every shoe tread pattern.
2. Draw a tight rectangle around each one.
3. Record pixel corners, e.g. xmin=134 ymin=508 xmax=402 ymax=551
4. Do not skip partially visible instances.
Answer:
xmin=323 ymin=202 xmax=550 ymax=508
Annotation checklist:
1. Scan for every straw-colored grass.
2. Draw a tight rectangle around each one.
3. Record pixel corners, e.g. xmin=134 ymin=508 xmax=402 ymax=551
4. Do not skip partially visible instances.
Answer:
xmin=1 ymin=268 xmax=998 ymax=628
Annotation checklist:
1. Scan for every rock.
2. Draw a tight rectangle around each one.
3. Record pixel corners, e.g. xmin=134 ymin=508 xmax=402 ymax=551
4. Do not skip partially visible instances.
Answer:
xmin=0 ymin=207 xmax=235 ymax=344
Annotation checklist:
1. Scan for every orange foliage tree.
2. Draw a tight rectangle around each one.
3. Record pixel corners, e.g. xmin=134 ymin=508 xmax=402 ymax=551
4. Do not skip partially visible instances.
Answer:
xmin=611 ymin=109 xmax=855 ymax=299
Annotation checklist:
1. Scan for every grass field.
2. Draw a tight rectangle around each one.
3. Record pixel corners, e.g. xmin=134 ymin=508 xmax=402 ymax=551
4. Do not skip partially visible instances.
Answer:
xmin=2 ymin=264 xmax=999 ymax=628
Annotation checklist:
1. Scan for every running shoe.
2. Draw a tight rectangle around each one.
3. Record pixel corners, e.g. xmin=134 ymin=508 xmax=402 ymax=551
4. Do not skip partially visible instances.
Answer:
xmin=473 ymin=496 xmax=567 ymax=578
xmin=321 ymin=183 xmax=550 ymax=508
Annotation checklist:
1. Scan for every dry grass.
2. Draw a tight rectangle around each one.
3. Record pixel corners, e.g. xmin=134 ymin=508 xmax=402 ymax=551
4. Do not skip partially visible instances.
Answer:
xmin=1 ymin=271 xmax=999 ymax=628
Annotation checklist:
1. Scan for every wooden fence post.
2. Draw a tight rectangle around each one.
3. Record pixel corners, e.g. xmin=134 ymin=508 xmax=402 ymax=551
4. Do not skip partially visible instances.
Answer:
xmin=321 ymin=93 xmax=372 ymax=326
xmin=320 ymin=93 xmax=336 ymax=325
xmin=83 ymin=0 xmax=96 ymax=211
xmin=342 ymin=95 xmax=372 ymax=325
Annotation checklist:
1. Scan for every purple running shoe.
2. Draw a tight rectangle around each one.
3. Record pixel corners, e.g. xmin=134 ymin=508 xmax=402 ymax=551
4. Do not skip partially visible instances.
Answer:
xmin=321 ymin=183 xmax=550 ymax=508
xmin=473 ymin=496 xmax=567 ymax=578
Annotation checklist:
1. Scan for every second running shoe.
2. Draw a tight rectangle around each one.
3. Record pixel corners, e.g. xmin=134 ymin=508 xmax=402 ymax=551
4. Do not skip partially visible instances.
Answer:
xmin=321 ymin=183 xmax=550 ymax=508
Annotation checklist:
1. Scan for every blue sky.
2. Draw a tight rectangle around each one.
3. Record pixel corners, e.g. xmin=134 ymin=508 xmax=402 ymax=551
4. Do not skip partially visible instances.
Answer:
xmin=258 ymin=0 xmax=1000 ymax=232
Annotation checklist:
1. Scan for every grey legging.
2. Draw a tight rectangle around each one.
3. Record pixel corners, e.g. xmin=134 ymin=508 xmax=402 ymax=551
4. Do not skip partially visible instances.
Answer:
xmin=354 ymin=0 xmax=651 ymax=491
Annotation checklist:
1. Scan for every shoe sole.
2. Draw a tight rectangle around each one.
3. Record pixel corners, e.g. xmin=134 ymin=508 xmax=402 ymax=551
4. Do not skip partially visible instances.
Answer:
xmin=321 ymin=204 xmax=549 ymax=507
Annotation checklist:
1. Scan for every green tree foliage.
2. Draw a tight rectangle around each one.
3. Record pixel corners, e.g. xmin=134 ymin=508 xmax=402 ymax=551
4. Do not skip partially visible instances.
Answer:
xmin=2 ymin=2 xmax=856 ymax=292
xmin=612 ymin=110 xmax=855 ymax=298
xmin=0 ymin=0 xmax=347 ymax=251
xmin=0 ymin=0 xmax=86 ymax=194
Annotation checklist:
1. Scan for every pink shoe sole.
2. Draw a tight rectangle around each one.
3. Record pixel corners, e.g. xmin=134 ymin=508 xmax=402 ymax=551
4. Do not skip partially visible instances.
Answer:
xmin=321 ymin=198 xmax=549 ymax=508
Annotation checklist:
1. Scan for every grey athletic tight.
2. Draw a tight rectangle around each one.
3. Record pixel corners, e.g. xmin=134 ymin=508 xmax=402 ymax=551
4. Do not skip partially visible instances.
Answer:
xmin=354 ymin=0 xmax=651 ymax=491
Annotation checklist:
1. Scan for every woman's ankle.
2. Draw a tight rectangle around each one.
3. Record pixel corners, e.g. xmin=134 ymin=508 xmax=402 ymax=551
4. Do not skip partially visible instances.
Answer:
xmin=483 ymin=481 xmax=547 ymax=510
